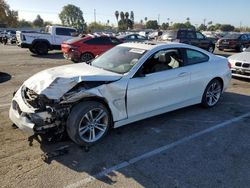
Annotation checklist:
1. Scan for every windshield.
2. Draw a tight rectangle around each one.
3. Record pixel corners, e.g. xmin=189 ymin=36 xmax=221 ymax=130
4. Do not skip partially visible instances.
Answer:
xmin=91 ymin=46 xmax=147 ymax=74
xmin=223 ymin=33 xmax=241 ymax=39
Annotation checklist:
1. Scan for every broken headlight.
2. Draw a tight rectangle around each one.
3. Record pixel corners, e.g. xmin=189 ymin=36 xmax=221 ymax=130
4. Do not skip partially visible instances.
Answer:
xmin=22 ymin=86 xmax=53 ymax=110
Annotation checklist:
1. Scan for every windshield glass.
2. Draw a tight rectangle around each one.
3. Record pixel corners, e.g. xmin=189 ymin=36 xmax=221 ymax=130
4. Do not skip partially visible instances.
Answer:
xmin=91 ymin=46 xmax=147 ymax=74
xmin=223 ymin=33 xmax=241 ymax=39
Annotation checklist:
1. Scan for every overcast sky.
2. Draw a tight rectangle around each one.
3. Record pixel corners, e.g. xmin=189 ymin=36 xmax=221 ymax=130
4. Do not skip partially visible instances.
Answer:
xmin=6 ymin=0 xmax=250 ymax=27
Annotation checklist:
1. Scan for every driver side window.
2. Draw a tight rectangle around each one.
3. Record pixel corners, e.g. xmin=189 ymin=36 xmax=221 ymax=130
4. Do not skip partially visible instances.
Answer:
xmin=140 ymin=48 xmax=183 ymax=75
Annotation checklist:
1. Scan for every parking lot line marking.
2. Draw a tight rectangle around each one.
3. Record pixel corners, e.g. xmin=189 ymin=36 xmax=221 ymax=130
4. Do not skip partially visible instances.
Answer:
xmin=0 ymin=103 xmax=10 ymax=108
xmin=65 ymin=111 xmax=250 ymax=188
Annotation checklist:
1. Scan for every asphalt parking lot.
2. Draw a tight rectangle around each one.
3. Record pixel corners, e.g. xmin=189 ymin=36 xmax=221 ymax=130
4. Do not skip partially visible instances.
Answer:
xmin=0 ymin=45 xmax=250 ymax=188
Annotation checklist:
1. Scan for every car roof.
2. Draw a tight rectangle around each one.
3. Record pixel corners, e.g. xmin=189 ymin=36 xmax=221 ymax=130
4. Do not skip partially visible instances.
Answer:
xmin=119 ymin=41 xmax=193 ymax=51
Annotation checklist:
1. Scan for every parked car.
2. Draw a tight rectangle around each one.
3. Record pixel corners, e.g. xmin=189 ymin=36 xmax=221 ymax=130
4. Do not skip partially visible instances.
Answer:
xmin=148 ymin=31 xmax=163 ymax=40
xmin=228 ymin=47 xmax=250 ymax=79
xmin=16 ymin=25 xmax=77 ymax=55
xmin=216 ymin=33 xmax=250 ymax=52
xmin=61 ymin=35 xmax=122 ymax=63
xmin=161 ymin=29 xmax=215 ymax=53
xmin=7 ymin=30 xmax=17 ymax=44
xmin=9 ymin=42 xmax=231 ymax=146
xmin=117 ymin=33 xmax=147 ymax=42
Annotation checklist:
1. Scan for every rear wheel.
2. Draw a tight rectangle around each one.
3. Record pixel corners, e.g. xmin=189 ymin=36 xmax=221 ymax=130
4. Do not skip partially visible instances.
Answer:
xmin=80 ymin=53 xmax=94 ymax=63
xmin=34 ymin=42 xmax=48 ymax=55
xmin=201 ymin=79 xmax=222 ymax=108
xmin=67 ymin=101 xmax=111 ymax=146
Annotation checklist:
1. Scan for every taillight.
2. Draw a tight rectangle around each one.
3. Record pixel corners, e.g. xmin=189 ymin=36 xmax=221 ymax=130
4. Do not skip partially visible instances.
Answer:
xmin=228 ymin=61 xmax=232 ymax=69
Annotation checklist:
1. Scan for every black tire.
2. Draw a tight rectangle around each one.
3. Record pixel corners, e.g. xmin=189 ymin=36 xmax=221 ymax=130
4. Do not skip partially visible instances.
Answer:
xmin=34 ymin=42 xmax=48 ymax=55
xmin=29 ymin=47 xmax=37 ymax=54
xmin=208 ymin=45 xmax=214 ymax=53
xmin=80 ymin=53 xmax=94 ymax=63
xmin=67 ymin=101 xmax=111 ymax=146
xmin=201 ymin=79 xmax=222 ymax=108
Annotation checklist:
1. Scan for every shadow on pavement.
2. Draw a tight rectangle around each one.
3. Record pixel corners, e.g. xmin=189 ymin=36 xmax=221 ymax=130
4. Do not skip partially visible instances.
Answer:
xmin=35 ymin=92 xmax=250 ymax=187
xmin=31 ymin=52 xmax=64 ymax=60
xmin=0 ymin=72 xmax=11 ymax=83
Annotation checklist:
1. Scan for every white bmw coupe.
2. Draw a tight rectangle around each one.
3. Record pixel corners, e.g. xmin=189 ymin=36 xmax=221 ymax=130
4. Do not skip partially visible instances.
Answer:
xmin=9 ymin=42 xmax=231 ymax=146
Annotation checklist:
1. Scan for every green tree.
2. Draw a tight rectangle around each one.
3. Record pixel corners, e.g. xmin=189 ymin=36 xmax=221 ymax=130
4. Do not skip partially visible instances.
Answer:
xmin=0 ymin=0 xmax=18 ymax=27
xmin=130 ymin=11 xmax=134 ymax=22
xmin=146 ymin=20 xmax=158 ymax=29
xmin=18 ymin=19 xmax=32 ymax=28
xmin=115 ymin=11 xmax=119 ymax=26
xmin=59 ymin=4 xmax=86 ymax=30
xmin=161 ymin=22 xmax=169 ymax=30
xmin=33 ymin=15 xmax=44 ymax=27
xmin=219 ymin=24 xmax=235 ymax=32
xmin=198 ymin=24 xmax=207 ymax=31
xmin=144 ymin=17 xmax=148 ymax=23
xmin=120 ymin=11 xmax=125 ymax=21
xmin=87 ymin=22 xmax=111 ymax=32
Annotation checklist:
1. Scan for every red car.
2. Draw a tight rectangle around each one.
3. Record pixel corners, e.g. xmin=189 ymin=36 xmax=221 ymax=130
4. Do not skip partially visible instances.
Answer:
xmin=61 ymin=35 xmax=122 ymax=63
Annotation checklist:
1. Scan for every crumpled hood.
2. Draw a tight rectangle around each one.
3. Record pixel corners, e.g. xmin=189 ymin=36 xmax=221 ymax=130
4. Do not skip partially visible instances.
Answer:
xmin=228 ymin=52 xmax=250 ymax=62
xmin=23 ymin=63 xmax=122 ymax=99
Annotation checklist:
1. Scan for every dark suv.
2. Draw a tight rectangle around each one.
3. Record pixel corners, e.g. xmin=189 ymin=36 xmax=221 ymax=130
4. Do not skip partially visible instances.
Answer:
xmin=216 ymin=33 xmax=250 ymax=52
xmin=161 ymin=29 xmax=215 ymax=53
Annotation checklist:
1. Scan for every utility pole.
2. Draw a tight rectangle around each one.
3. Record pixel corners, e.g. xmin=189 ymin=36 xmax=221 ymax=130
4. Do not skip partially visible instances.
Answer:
xmin=158 ymin=14 xmax=160 ymax=25
xmin=94 ymin=9 xmax=96 ymax=23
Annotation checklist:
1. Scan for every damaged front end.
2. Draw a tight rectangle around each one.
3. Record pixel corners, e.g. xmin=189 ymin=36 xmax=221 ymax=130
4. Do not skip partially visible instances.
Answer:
xmin=10 ymin=86 xmax=72 ymax=139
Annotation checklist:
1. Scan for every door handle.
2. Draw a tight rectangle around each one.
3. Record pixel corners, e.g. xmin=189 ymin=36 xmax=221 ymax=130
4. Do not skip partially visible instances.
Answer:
xmin=178 ymin=72 xmax=188 ymax=77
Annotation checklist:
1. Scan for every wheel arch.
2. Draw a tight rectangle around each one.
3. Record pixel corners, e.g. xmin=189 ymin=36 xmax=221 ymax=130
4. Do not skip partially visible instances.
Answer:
xmin=31 ymin=39 xmax=51 ymax=49
xmin=73 ymin=96 xmax=114 ymax=127
xmin=210 ymin=77 xmax=224 ymax=91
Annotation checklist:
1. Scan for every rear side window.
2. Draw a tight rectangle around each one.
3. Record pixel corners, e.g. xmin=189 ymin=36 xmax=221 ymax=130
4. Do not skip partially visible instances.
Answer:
xmin=186 ymin=31 xmax=196 ymax=39
xmin=185 ymin=49 xmax=209 ymax=65
xmin=85 ymin=37 xmax=111 ymax=45
xmin=56 ymin=28 xmax=76 ymax=36
xmin=196 ymin=32 xmax=205 ymax=39
xmin=177 ymin=30 xmax=186 ymax=38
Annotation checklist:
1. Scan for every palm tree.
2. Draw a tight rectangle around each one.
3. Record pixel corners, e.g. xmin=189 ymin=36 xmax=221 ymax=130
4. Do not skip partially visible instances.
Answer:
xmin=140 ymin=19 xmax=143 ymax=24
xmin=186 ymin=17 xmax=190 ymax=23
xmin=115 ymin=11 xmax=119 ymax=26
xmin=130 ymin=11 xmax=134 ymax=22
xmin=120 ymin=11 xmax=125 ymax=21
xmin=144 ymin=17 xmax=148 ymax=23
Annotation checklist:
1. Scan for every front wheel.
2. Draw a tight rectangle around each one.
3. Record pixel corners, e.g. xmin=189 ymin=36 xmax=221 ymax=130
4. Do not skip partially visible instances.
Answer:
xmin=67 ymin=101 xmax=111 ymax=146
xmin=201 ymin=79 xmax=222 ymax=108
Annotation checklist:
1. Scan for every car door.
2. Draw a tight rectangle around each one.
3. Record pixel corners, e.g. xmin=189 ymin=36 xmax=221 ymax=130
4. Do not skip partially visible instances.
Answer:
xmin=196 ymin=32 xmax=210 ymax=50
xmin=126 ymin=48 xmax=191 ymax=118
xmin=54 ymin=28 xmax=76 ymax=45
xmin=182 ymin=48 xmax=211 ymax=99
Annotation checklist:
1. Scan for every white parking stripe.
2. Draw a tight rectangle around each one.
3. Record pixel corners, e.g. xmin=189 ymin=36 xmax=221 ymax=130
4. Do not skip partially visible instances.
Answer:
xmin=65 ymin=111 xmax=250 ymax=188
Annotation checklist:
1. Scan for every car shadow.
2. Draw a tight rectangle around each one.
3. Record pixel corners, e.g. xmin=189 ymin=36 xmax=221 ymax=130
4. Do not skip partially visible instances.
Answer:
xmin=0 ymin=72 xmax=11 ymax=83
xmin=31 ymin=51 xmax=64 ymax=60
xmin=37 ymin=91 xmax=250 ymax=186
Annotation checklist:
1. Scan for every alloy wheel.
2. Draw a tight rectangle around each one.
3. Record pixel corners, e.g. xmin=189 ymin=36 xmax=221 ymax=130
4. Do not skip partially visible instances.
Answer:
xmin=78 ymin=108 xmax=108 ymax=143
